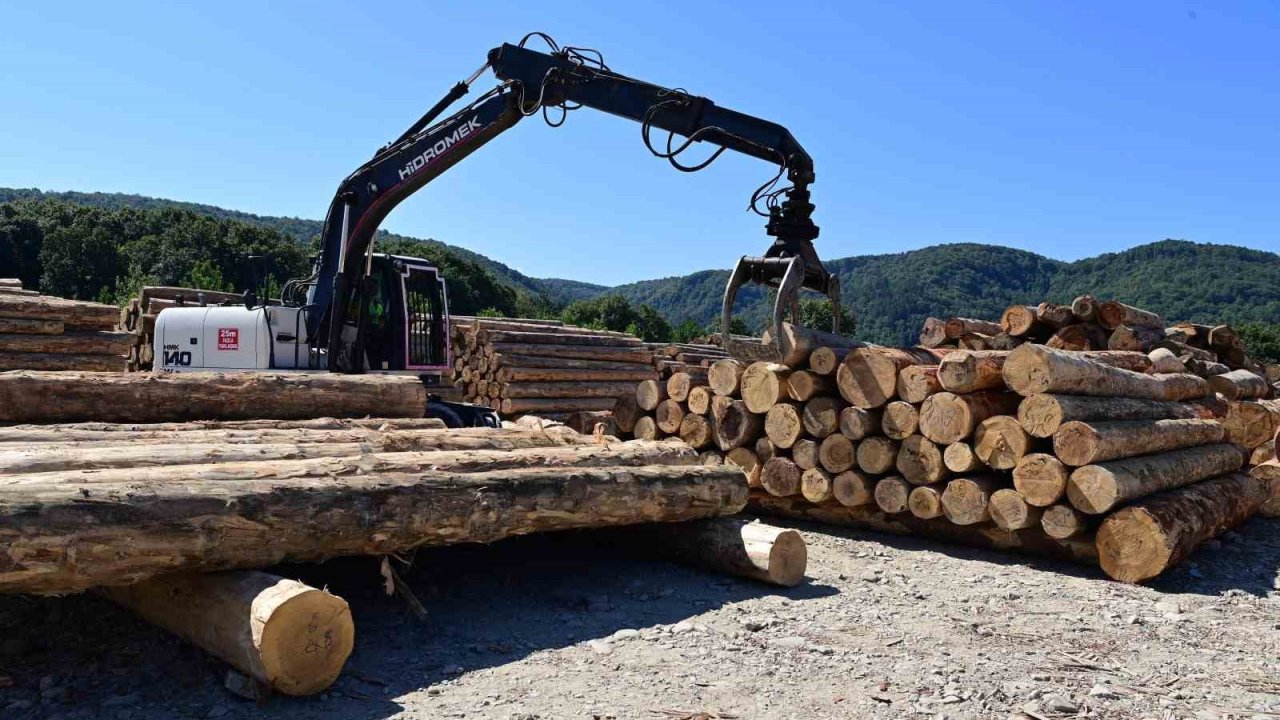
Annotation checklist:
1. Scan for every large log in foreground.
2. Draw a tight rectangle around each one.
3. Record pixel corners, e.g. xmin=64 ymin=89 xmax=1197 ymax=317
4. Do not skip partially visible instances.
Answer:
xmin=1096 ymin=472 xmax=1268 ymax=583
xmin=101 ymin=571 xmax=354 ymax=696
xmin=0 ymin=461 xmax=748 ymax=595
xmin=0 ymin=371 xmax=429 ymax=423
xmin=1002 ymin=345 xmax=1205 ymax=400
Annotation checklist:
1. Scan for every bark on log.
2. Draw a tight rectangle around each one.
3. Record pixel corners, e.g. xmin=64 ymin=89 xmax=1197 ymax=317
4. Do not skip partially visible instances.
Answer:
xmin=655 ymin=400 xmax=687 ymax=435
xmin=489 ymin=343 xmax=654 ymax=364
xmin=1 ymin=460 xmax=747 ymax=594
xmin=808 ymin=347 xmax=849 ymax=375
xmin=801 ymin=396 xmax=844 ymax=438
xmin=1071 ymin=296 xmax=1099 ymax=322
xmin=897 ymin=365 xmax=942 ymax=404
xmin=943 ymin=442 xmax=985 ymax=473
xmin=957 ymin=333 xmax=991 ymax=351
xmin=832 ymin=470 xmax=876 ymax=507
xmin=0 ymin=416 xmax=450 ymax=435
xmin=1096 ymin=472 xmax=1268 ymax=583
xmin=1221 ymin=399 xmax=1280 ymax=449
xmin=771 ymin=322 xmax=864 ymax=368
xmin=1035 ymin=303 xmax=1075 ymax=330
xmin=0 ymin=331 xmax=145 ymax=356
xmin=818 ymin=433 xmax=856 ymax=473
xmin=787 ymin=370 xmax=836 ymax=402
xmin=495 ymin=367 xmax=657 ymax=383
xmin=0 ymin=371 xmax=426 ymax=423
xmin=1002 ymin=345 xmax=1204 ymax=400
xmin=0 ymin=278 xmax=21 ymax=287
xmin=478 ymin=330 xmax=643 ymax=347
xmin=1108 ymin=325 xmax=1165 ymax=352
xmin=631 ymin=518 xmax=807 ymax=587
xmin=938 ymin=350 xmax=1009 ymax=393
xmin=907 ymin=484 xmax=946 ymax=519
xmin=1016 ymin=393 xmax=1225 ymax=438
xmin=1147 ymin=347 xmax=1186 ymax=374
xmin=741 ymin=362 xmax=792 ymax=414
xmin=839 ymin=406 xmax=882 ymax=440
xmin=1206 ymin=369 xmax=1269 ymax=401
xmin=500 ymin=397 xmax=619 ymax=414
xmin=1066 ymin=443 xmax=1244 ymax=514
xmin=896 ymin=435 xmax=948 ymax=485
xmin=1000 ymin=305 xmax=1046 ymax=338
xmin=791 ymin=439 xmax=821 ymax=471
xmin=918 ymin=391 xmax=1021 ymax=445
xmin=1098 ymin=301 xmax=1164 ymax=331
xmin=1251 ymin=440 xmax=1276 ymax=467
xmin=856 ymin=436 xmax=899 ymax=475
xmin=1041 ymin=504 xmax=1089 ymax=539
xmin=764 ymin=403 xmax=805 ymax=449
xmin=801 ymin=468 xmax=835 ymax=503
xmin=101 ymin=571 xmax=353 ymax=696
xmin=874 ymin=476 xmax=912 ymax=514
xmin=1012 ymin=453 xmax=1070 ymax=507
xmin=635 ymin=379 xmax=669 ymax=411
xmin=0 ymin=352 xmax=129 ymax=372
xmin=941 ymin=475 xmax=1003 ymax=525
xmin=492 ymin=354 xmax=651 ymax=371
xmin=973 ymin=415 xmax=1037 ymax=470
xmin=987 ymin=489 xmax=1043 ymax=531
xmin=679 ymin=414 xmax=714 ymax=449
xmin=501 ymin=381 xmax=643 ymax=399
xmin=751 ymin=492 xmax=1098 ymax=563
xmin=632 ymin=415 xmax=659 ymax=441
xmin=714 ymin=400 xmax=763 ymax=451
xmin=881 ymin=401 xmax=920 ymax=440
xmin=686 ymin=386 xmax=713 ymax=415
xmin=1052 ymin=418 xmax=1224 ymax=466
xmin=707 ymin=359 xmax=746 ymax=397
xmin=945 ymin=318 xmax=1002 ymax=338
xmin=919 ymin=317 xmax=949 ymax=348
xmin=612 ymin=395 xmax=643 ymax=434
xmin=0 ymin=296 xmax=119 ymax=330
xmin=837 ymin=347 xmax=951 ymax=409
xmin=1046 ymin=323 xmax=1106 ymax=352
xmin=1251 ymin=461 xmax=1280 ymax=517
xmin=667 ymin=372 xmax=707 ymax=403
xmin=760 ymin=457 xmax=803 ymax=497
xmin=0 ymin=318 xmax=63 ymax=335
xmin=724 ymin=447 xmax=762 ymax=488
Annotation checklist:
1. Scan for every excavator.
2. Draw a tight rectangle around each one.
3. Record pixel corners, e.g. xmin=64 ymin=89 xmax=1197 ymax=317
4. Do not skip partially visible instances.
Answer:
xmin=153 ymin=33 xmax=841 ymax=426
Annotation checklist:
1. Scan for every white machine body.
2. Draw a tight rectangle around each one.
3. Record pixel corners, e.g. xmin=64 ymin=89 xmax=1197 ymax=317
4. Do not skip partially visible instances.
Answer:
xmin=154 ymin=305 xmax=313 ymax=372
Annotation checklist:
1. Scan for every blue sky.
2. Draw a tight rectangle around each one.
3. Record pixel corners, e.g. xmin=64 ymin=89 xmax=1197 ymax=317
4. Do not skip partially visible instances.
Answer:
xmin=2 ymin=1 xmax=1276 ymax=285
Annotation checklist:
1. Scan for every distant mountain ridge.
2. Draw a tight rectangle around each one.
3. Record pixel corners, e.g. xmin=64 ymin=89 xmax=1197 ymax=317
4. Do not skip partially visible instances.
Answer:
xmin=3 ymin=188 xmax=1275 ymax=346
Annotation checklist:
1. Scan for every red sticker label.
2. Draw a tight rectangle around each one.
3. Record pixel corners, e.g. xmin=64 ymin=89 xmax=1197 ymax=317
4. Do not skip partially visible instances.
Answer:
xmin=217 ymin=328 xmax=239 ymax=351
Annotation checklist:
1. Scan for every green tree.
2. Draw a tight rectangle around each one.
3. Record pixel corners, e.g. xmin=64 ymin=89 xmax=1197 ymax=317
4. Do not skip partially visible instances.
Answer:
xmin=796 ymin=297 xmax=857 ymax=336
xmin=671 ymin=318 xmax=702 ymax=343
xmin=1237 ymin=323 xmax=1280 ymax=364
xmin=632 ymin=305 xmax=672 ymax=343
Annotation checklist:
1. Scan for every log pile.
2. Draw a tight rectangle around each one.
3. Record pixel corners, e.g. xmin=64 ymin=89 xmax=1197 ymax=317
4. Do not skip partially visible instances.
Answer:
xmin=121 ymin=286 xmax=249 ymax=371
xmin=0 ymin=280 xmax=129 ymax=371
xmin=628 ymin=319 xmax=1273 ymax=583
xmin=448 ymin=317 xmax=659 ymax=418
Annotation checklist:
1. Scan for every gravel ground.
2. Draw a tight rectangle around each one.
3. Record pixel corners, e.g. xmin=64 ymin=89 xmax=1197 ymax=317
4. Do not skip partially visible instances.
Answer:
xmin=3 ymin=515 xmax=1280 ymax=720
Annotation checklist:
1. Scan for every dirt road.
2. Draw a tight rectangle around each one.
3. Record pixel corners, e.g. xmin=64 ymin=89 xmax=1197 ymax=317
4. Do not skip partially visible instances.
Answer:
xmin=3 ymin=516 xmax=1279 ymax=719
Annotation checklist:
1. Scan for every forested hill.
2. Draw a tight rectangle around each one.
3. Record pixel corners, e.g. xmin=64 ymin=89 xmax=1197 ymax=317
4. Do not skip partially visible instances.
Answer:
xmin=2 ymin=188 xmax=1276 ymax=348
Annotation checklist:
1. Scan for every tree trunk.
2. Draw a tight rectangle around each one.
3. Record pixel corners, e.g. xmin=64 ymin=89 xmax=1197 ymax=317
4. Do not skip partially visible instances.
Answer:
xmin=1000 ymin=305 xmax=1050 ymax=337
xmin=988 ymin=489 xmax=1043 ymax=531
xmin=0 ymin=330 xmax=139 ymax=356
xmin=724 ymin=447 xmax=762 ymax=488
xmin=907 ymin=484 xmax=946 ymax=519
xmin=0 ymin=318 xmax=63 ymax=335
xmin=489 ymin=343 xmax=654 ymax=364
xmin=630 ymin=518 xmax=807 ymax=587
xmin=973 ymin=415 xmax=1037 ymax=470
xmin=635 ymin=379 xmax=669 ymax=411
xmin=1096 ymin=472 xmax=1267 ymax=583
xmin=1002 ymin=345 xmax=1205 ymax=399
xmin=919 ymin=391 xmax=1021 ymax=444
xmin=632 ymin=415 xmax=660 ymax=441
xmin=1250 ymin=440 xmax=1276 ymax=467
xmin=652 ymin=399 xmax=686 ymax=435
xmin=1098 ymin=301 xmax=1164 ymax=331
xmin=895 ymin=435 xmax=948 ymax=485
xmin=741 ymin=362 xmax=792 ymax=413
xmin=942 ymin=442 xmax=985 ymax=473
xmin=679 ymin=414 xmax=714 ymax=449
xmin=818 ymin=433 xmax=856 ymax=473
xmin=771 ymin=322 xmax=864 ymax=368
xmin=838 ymin=406 xmax=882 ymax=440
xmin=667 ymin=372 xmax=707 ymax=403
xmin=945 ymin=318 xmax=1002 ymax=338
xmin=941 ymin=475 xmax=1003 ymax=525
xmin=714 ymin=400 xmax=763 ymax=451
xmin=764 ymin=403 xmax=804 ymax=449
xmin=881 ymin=401 xmax=920 ymax=440
xmin=101 ymin=571 xmax=354 ymax=696
xmin=760 ymin=456 xmax=803 ymax=497
xmin=837 ymin=347 xmax=951 ymax=409
xmin=1066 ymin=443 xmax=1244 ymax=514
xmin=957 ymin=332 xmax=991 ymax=351
xmin=500 ymin=381 xmax=643 ymax=399
xmin=1016 ymin=393 xmax=1225 ymax=438
xmin=872 ymin=475 xmax=911 ymax=514
xmin=1251 ymin=461 xmax=1280 ymax=517
xmin=787 ymin=370 xmax=836 ymax=402
xmin=500 ymin=397 xmax=618 ymax=414
xmin=478 ymin=329 xmax=643 ymax=347
xmin=1 ymin=461 xmax=747 ymax=595
xmin=832 ymin=470 xmax=876 ymax=507
xmin=1035 ymin=303 xmax=1075 ymax=330
xmin=0 ymin=352 xmax=128 ymax=372
xmin=801 ymin=396 xmax=844 ymax=438
xmin=919 ymin=317 xmax=949 ymax=348
xmin=1207 ymin=369 xmax=1269 ymax=400
xmin=938 ymin=350 xmax=1009 ymax=393
xmin=686 ymin=386 xmax=713 ymax=415
xmin=897 ymin=365 xmax=942 ymax=403
xmin=856 ymin=436 xmax=899 ymax=475
xmin=1012 ymin=453 xmax=1070 ymax=507
xmin=1147 ymin=347 xmax=1186 ymax=374
xmin=1041 ymin=504 xmax=1089 ymax=539
xmin=1220 ymin=399 xmax=1280 ymax=449
xmin=1107 ymin=325 xmax=1165 ymax=352
xmin=707 ymin=359 xmax=745 ymax=397
xmin=496 ymin=367 xmax=657 ymax=383
xmin=801 ymin=468 xmax=835 ymax=503
xmin=612 ymin=395 xmax=643 ymax=433
xmin=808 ymin=346 xmax=849 ymax=375
xmin=0 ymin=296 xmax=119 ymax=330
xmin=1071 ymin=295 xmax=1099 ymax=322
xmin=492 ymin=353 xmax=651 ymax=371
xmin=0 ymin=371 xmax=426 ymax=423
xmin=1046 ymin=323 xmax=1106 ymax=352
xmin=1053 ymin=418 xmax=1224 ymax=466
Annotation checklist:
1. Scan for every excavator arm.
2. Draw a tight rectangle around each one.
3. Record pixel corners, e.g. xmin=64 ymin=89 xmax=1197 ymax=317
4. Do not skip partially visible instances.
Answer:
xmin=306 ymin=35 xmax=841 ymax=371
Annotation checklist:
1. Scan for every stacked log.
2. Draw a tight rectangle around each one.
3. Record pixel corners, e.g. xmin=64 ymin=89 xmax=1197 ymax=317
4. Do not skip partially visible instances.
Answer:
xmin=449 ymin=317 xmax=659 ymax=418
xmin=0 ymin=281 xmax=129 ymax=371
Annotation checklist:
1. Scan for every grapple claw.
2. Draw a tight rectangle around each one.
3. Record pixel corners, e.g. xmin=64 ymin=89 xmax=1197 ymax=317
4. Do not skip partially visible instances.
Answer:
xmin=721 ymin=254 xmax=842 ymax=362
